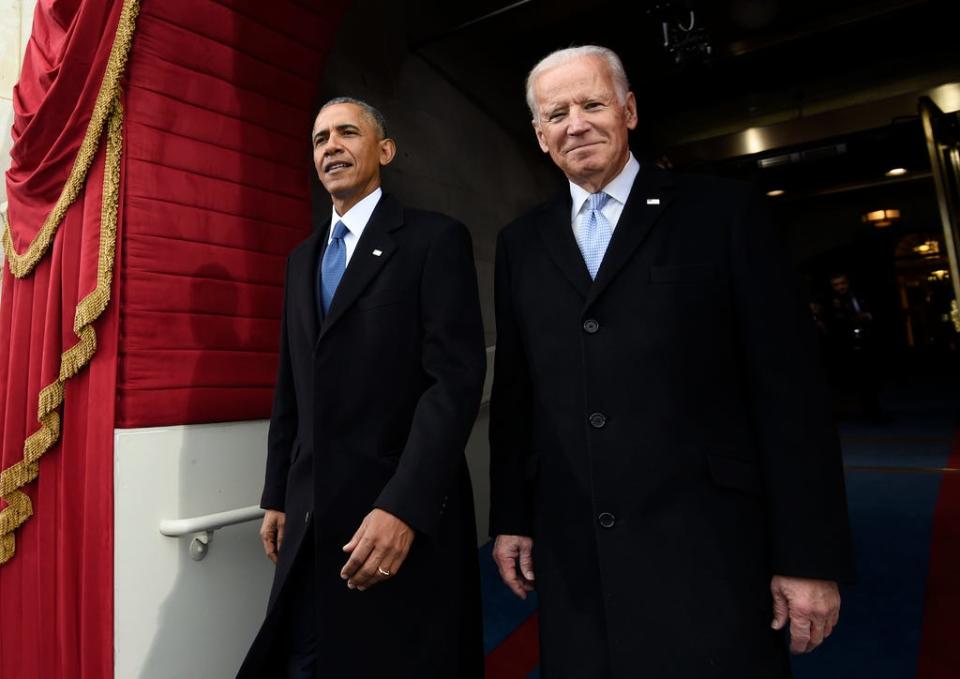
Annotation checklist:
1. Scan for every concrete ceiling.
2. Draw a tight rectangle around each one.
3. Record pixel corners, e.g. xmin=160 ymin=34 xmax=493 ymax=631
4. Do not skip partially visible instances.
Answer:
xmin=397 ymin=0 xmax=959 ymax=196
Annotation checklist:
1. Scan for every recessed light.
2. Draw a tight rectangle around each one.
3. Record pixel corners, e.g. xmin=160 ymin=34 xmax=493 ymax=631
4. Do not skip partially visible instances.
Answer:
xmin=885 ymin=167 xmax=908 ymax=177
xmin=766 ymin=189 xmax=785 ymax=197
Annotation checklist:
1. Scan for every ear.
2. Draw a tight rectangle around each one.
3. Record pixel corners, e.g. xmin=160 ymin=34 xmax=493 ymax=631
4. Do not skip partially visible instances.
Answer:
xmin=624 ymin=92 xmax=638 ymax=131
xmin=533 ymin=121 xmax=550 ymax=154
xmin=378 ymin=138 xmax=397 ymax=167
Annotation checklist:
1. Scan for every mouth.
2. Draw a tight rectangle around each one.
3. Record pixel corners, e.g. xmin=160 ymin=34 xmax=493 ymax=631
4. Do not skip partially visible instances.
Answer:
xmin=564 ymin=141 xmax=601 ymax=155
xmin=324 ymin=161 xmax=352 ymax=174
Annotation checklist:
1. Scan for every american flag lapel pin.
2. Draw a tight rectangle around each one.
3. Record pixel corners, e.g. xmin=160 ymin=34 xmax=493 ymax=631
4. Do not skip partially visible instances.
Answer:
xmin=372 ymin=249 xmax=383 ymax=257
xmin=646 ymin=198 xmax=661 ymax=205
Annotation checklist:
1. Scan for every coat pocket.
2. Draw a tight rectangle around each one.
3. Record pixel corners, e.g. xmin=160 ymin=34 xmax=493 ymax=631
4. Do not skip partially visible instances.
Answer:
xmin=706 ymin=453 xmax=763 ymax=497
xmin=650 ymin=264 xmax=715 ymax=283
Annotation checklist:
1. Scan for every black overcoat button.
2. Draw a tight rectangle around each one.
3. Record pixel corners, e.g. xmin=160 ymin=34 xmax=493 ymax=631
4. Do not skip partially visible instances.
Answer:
xmin=583 ymin=319 xmax=600 ymax=334
xmin=598 ymin=512 xmax=616 ymax=528
xmin=589 ymin=412 xmax=607 ymax=428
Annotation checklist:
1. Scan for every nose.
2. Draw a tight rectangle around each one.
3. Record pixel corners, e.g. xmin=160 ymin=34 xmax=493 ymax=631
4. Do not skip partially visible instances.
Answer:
xmin=322 ymin=135 xmax=345 ymax=156
xmin=566 ymin=107 xmax=590 ymax=135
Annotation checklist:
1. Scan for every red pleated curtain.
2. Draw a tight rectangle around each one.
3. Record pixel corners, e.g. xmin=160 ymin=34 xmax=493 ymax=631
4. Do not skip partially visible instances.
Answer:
xmin=0 ymin=1 xmax=347 ymax=677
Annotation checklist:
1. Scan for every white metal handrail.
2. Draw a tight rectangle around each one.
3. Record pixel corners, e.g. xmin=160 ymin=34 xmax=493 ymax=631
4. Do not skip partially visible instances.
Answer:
xmin=160 ymin=505 xmax=264 ymax=537
xmin=160 ymin=505 xmax=264 ymax=561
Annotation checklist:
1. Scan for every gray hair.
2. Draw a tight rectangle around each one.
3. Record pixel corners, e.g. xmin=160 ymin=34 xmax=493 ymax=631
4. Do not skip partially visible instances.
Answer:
xmin=525 ymin=45 xmax=631 ymax=122
xmin=317 ymin=96 xmax=388 ymax=139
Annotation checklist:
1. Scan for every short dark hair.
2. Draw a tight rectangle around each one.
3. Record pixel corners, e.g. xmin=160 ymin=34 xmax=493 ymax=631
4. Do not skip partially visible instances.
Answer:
xmin=317 ymin=96 xmax=388 ymax=139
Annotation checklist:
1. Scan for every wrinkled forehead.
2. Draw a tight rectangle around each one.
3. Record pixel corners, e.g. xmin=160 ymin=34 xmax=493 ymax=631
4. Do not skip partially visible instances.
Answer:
xmin=533 ymin=56 xmax=616 ymax=108
xmin=312 ymin=103 xmax=373 ymax=135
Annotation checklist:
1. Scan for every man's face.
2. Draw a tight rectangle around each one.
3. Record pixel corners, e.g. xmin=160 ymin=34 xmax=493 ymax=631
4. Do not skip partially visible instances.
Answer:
xmin=831 ymin=276 xmax=849 ymax=295
xmin=531 ymin=55 xmax=638 ymax=191
xmin=312 ymin=103 xmax=394 ymax=207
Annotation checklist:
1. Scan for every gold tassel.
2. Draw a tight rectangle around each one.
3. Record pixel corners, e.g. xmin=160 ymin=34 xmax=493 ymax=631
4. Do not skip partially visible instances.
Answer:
xmin=0 ymin=93 xmax=127 ymax=565
xmin=0 ymin=0 xmax=139 ymax=279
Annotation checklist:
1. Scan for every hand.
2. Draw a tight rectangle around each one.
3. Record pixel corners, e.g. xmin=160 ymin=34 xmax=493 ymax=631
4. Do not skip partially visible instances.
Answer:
xmin=260 ymin=510 xmax=286 ymax=564
xmin=493 ymin=534 xmax=535 ymax=599
xmin=770 ymin=575 xmax=841 ymax=654
xmin=341 ymin=509 xmax=414 ymax=591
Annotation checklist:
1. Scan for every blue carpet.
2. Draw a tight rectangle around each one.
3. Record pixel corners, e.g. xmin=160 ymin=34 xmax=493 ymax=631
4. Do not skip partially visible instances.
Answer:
xmin=793 ymin=399 xmax=957 ymax=678
xmin=791 ymin=470 xmax=942 ymax=678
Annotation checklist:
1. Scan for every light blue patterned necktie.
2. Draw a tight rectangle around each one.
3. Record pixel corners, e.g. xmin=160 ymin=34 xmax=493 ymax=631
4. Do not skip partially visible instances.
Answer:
xmin=319 ymin=220 xmax=348 ymax=315
xmin=576 ymin=192 xmax=613 ymax=279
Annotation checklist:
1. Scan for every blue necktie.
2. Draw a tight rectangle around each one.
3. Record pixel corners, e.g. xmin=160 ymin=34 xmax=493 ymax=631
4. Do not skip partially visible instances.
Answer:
xmin=576 ymin=192 xmax=613 ymax=279
xmin=319 ymin=220 xmax=348 ymax=316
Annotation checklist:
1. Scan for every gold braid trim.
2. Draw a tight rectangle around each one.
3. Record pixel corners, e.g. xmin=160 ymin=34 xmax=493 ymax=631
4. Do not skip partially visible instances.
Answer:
xmin=0 ymin=96 xmax=124 ymax=565
xmin=0 ymin=0 xmax=139 ymax=279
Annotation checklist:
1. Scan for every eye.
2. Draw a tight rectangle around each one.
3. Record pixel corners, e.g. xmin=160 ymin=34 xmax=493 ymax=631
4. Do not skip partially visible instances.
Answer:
xmin=547 ymin=110 xmax=566 ymax=122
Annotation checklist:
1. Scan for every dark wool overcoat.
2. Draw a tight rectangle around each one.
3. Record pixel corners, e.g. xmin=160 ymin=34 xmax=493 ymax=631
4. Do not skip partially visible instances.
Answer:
xmin=239 ymin=193 xmax=486 ymax=678
xmin=489 ymin=168 xmax=855 ymax=679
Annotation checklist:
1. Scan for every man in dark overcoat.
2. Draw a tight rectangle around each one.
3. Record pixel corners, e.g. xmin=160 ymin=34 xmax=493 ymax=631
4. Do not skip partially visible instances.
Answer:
xmin=238 ymin=98 xmax=486 ymax=678
xmin=489 ymin=46 xmax=854 ymax=679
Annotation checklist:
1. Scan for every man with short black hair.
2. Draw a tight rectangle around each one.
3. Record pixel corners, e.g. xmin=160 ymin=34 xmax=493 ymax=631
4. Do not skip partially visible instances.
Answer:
xmin=239 ymin=98 xmax=485 ymax=679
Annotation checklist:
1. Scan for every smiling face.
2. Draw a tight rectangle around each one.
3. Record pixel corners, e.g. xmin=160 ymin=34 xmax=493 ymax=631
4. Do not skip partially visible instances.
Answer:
xmin=531 ymin=55 xmax=637 ymax=193
xmin=312 ymin=103 xmax=396 ymax=215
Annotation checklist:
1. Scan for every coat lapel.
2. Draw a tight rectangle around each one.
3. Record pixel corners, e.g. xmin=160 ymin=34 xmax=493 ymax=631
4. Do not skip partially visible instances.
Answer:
xmin=537 ymin=193 xmax=592 ymax=299
xmin=586 ymin=168 xmax=676 ymax=308
xmin=318 ymin=193 xmax=402 ymax=341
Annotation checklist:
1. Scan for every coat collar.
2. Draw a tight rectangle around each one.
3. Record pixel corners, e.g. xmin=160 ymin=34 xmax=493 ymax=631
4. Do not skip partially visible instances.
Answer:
xmin=537 ymin=195 xmax=593 ymax=299
xmin=537 ymin=166 xmax=676 ymax=304
xmin=318 ymin=192 xmax=403 ymax=341
xmin=587 ymin=167 xmax=675 ymax=307
xmin=289 ymin=193 xmax=403 ymax=346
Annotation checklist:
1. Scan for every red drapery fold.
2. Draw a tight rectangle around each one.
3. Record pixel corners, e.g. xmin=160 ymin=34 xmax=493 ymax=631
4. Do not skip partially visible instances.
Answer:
xmin=2 ymin=0 xmax=348 ymax=676
xmin=0 ymin=0 xmax=137 ymax=677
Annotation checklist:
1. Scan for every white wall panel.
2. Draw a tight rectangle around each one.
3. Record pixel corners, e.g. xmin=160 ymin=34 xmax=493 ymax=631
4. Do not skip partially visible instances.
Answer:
xmin=114 ymin=421 xmax=274 ymax=679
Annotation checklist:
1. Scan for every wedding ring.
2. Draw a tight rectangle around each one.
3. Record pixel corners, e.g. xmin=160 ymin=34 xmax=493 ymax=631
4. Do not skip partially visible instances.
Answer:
xmin=377 ymin=566 xmax=392 ymax=577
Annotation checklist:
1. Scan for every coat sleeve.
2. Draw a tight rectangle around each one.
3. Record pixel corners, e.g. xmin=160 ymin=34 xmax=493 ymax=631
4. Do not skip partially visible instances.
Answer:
xmin=487 ymin=230 xmax=536 ymax=537
xmin=729 ymin=187 xmax=855 ymax=582
xmin=374 ymin=221 xmax=486 ymax=537
xmin=260 ymin=258 xmax=298 ymax=511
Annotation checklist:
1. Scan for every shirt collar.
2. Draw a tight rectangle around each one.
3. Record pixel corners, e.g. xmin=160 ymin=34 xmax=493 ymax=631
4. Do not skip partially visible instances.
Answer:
xmin=330 ymin=187 xmax=383 ymax=240
xmin=569 ymin=153 xmax=640 ymax=215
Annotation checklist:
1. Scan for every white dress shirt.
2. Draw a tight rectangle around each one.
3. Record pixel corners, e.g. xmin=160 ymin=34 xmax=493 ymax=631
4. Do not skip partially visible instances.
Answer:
xmin=569 ymin=153 xmax=640 ymax=235
xmin=329 ymin=187 xmax=382 ymax=266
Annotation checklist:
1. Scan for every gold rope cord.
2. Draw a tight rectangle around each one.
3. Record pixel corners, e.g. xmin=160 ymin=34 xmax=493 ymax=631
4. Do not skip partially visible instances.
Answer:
xmin=0 ymin=0 xmax=139 ymax=279
xmin=0 ymin=15 xmax=133 ymax=562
